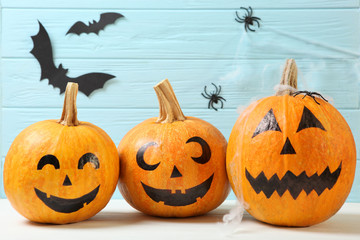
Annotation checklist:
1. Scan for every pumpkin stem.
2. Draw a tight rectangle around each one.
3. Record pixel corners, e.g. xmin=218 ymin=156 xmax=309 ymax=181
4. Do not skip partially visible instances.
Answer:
xmin=58 ymin=82 xmax=80 ymax=126
xmin=154 ymin=79 xmax=186 ymax=123
xmin=276 ymin=59 xmax=298 ymax=96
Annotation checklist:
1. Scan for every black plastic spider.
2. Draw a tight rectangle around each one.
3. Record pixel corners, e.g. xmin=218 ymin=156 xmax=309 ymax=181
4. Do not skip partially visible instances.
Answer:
xmin=235 ymin=6 xmax=261 ymax=32
xmin=201 ymin=83 xmax=226 ymax=111
xmin=292 ymin=91 xmax=328 ymax=105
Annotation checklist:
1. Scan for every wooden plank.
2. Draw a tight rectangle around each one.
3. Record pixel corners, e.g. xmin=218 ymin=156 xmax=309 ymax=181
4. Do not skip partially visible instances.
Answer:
xmin=2 ymin=59 xmax=359 ymax=109
xmin=338 ymin=110 xmax=360 ymax=159
xmin=348 ymin=163 xmax=360 ymax=202
xmin=1 ymin=0 xmax=358 ymax=9
xmin=0 ymin=6 xmax=3 ymax=186
xmin=2 ymin=9 xmax=359 ymax=59
xmin=0 ymin=159 xmax=4 ymax=198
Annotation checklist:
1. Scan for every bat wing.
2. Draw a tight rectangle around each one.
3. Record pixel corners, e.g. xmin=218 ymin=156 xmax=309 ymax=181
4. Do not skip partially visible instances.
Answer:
xmin=30 ymin=21 xmax=71 ymax=94
xmin=30 ymin=21 xmax=58 ymax=81
xmin=31 ymin=21 xmax=115 ymax=96
xmin=66 ymin=12 xmax=124 ymax=35
xmin=71 ymin=73 xmax=116 ymax=96
xmin=95 ymin=12 xmax=124 ymax=33
xmin=66 ymin=21 xmax=90 ymax=35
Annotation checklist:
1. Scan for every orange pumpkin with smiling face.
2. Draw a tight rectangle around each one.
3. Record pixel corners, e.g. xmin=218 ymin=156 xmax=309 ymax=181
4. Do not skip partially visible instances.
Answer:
xmin=227 ymin=59 xmax=356 ymax=226
xmin=4 ymin=83 xmax=119 ymax=224
xmin=118 ymin=79 xmax=229 ymax=217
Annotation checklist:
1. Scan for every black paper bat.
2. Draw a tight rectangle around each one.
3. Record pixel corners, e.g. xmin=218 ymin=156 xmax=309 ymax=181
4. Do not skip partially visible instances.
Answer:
xmin=30 ymin=21 xmax=115 ymax=96
xmin=66 ymin=12 xmax=124 ymax=35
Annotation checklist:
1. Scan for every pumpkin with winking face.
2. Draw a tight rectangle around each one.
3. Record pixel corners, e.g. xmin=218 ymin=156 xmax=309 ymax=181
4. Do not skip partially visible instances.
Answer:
xmin=118 ymin=79 xmax=230 ymax=217
xmin=226 ymin=59 xmax=356 ymax=226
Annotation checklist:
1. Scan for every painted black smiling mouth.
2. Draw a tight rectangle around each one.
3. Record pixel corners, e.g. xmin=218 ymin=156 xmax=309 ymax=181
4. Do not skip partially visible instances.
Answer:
xmin=34 ymin=185 xmax=100 ymax=213
xmin=246 ymin=162 xmax=342 ymax=200
xmin=141 ymin=174 xmax=214 ymax=206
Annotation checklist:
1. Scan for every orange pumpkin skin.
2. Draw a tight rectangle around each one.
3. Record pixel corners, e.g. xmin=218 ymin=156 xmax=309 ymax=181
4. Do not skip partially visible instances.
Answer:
xmin=4 ymin=84 xmax=119 ymax=224
xmin=118 ymin=80 xmax=229 ymax=217
xmin=227 ymin=94 xmax=356 ymax=226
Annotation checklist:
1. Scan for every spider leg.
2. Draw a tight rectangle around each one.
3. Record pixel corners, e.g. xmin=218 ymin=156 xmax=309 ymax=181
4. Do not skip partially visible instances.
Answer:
xmin=311 ymin=96 xmax=320 ymax=105
xmin=212 ymin=83 xmax=219 ymax=94
xmin=249 ymin=6 xmax=253 ymax=17
xmin=252 ymin=17 xmax=261 ymax=21
xmin=203 ymin=86 xmax=211 ymax=97
xmin=254 ymin=19 xmax=261 ymax=28
xmin=218 ymin=85 xmax=222 ymax=95
xmin=240 ymin=7 xmax=249 ymax=16
xmin=247 ymin=24 xmax=256 ymax=32
xmin=218 ymin=96 xmax=226 ymax=101
xmin=201 ymin=93 xmax=210 ymax=99
xmin=208 ymin=100 xmax=212 ymax=109
xmin=235 ymin=11 xmax=245 ymax=22
xmin=220 ymin=99 xmax=224 ymax=109
xmin=235 ymin=18 xmax=245 ymax=23
xmin=244 ymin=24 xmax=249 ymax=32
xmin=292 ymin=91 xmax=306 ymax=97
xmin=211 ymin=101 xmax=218 ymax=111
xmin=244 ymin=7 xmax=250 ymax=16
xmin=311 ymin=92 xmax=328 ymax=102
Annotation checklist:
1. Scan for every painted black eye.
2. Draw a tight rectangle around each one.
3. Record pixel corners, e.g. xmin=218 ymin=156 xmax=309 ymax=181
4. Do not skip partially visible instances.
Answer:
xmin=137 ymin=142 xmax=160 ymax=171
xmin=252 ymin=109 xmax=282 ymax=138
xmin=78 ymin=153 xmax=100 ymax=169
xmin=297 ymin=106 xmax=325 ymax=132
xmin=37 ymin=155 xmax=60 ymax=170
xmin=186 ymin=136 xmax=211 ymax=164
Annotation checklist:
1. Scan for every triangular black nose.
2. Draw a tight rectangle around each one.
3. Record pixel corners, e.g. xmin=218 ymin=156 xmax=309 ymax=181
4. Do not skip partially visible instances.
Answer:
xmin=280 ymin=137 xmax=296 ymax=155
xmin=63 ymin=175 xmax=72 ymax=186
xmin=170 ymin=166 xmax=182 ymax=178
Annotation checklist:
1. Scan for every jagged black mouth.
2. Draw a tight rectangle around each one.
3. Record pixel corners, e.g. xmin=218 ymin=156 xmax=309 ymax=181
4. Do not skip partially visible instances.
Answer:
xmin=34 ymin=185 xmax=100 ymax=213
xmin=246 ymin=162 xmax=342 ymax=200
xmin=141 ymin=174 xmax=214 ymax=206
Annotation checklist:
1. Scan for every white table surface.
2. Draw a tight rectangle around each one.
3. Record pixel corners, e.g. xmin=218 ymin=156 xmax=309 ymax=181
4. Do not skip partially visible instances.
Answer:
xmin=0 ymin=199 xmax=359 ymax=240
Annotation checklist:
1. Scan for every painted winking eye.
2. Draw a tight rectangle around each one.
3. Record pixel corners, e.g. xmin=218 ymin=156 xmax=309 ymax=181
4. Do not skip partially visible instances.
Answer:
xmin=186 ymin=136 xmax=211 ymax=164
xmin=136 ymin=142 xmax=160 ymax=171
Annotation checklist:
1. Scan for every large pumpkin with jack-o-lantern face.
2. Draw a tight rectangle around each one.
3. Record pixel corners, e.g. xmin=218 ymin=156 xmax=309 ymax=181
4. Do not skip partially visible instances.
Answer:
xmin=118 ymin=79 xmax=230 ymax=217
xmin=4 ymin=83 xmax=119 ymax=224
xmin=226 ymin=59 xmax=356 ymax=226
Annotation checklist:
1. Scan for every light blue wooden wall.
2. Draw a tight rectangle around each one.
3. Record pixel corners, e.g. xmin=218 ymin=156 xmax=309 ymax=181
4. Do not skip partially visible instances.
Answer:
xmin=1 ymin=1 xmax=360 ymax=202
